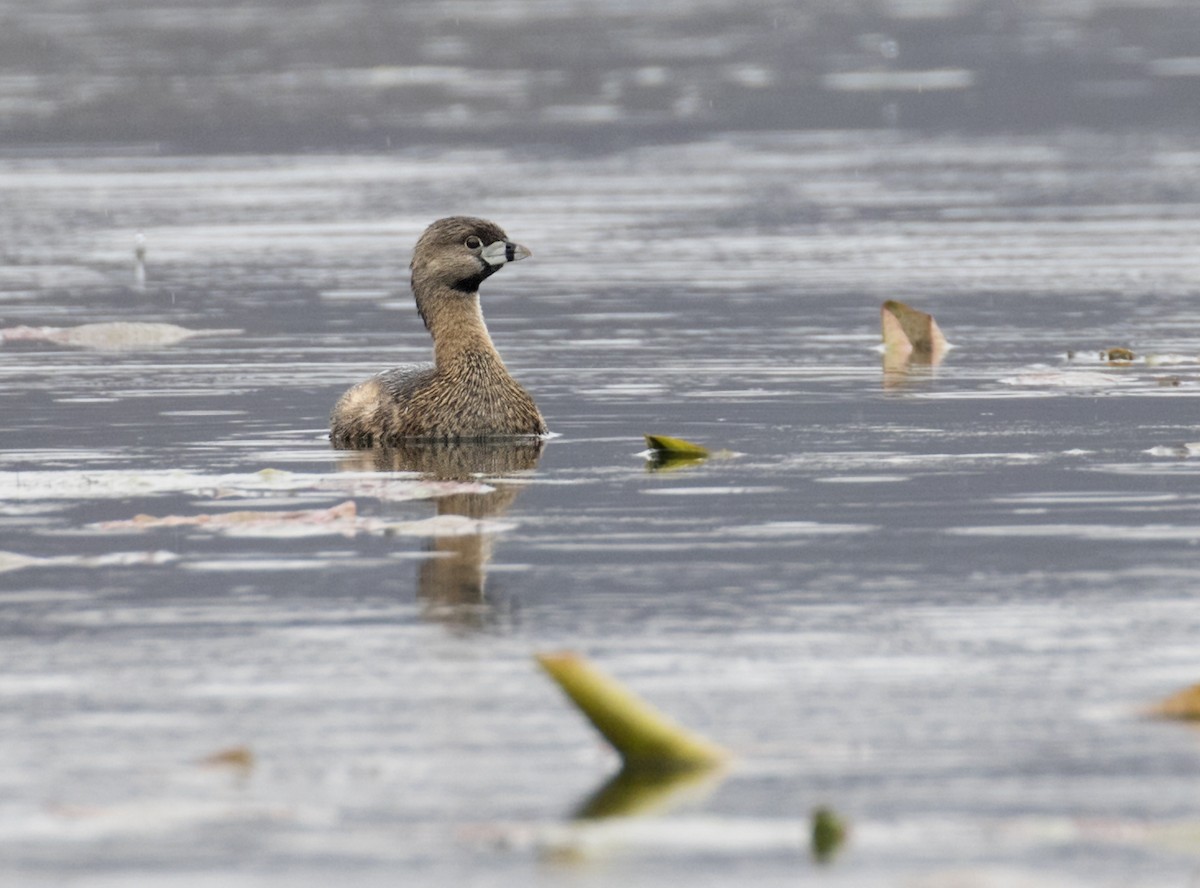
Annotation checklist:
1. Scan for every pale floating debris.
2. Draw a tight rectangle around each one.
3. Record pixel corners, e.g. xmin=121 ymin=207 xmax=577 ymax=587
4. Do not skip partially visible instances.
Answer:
xmin=1146 ymin=354 xmax=1200 ymax=366
xmin=880 ymin=300 xmax=947 ymax=380
xmin=881 ymin=300 xmax=948 ymax=355
xmin=0 ymin=468 xmax=492 ymax=502
xmin=94 ymin=501 xmax=362 ymax=538
xmin=1145 ymin=443 xmax=1200 ymax=458
xmin=93 ymin=502 xmax=516 ymax=540
xmin=0 ymin=322 xmax=241 ymax=351
xmin=1068 ymin=350 xmax=1200 ymax=368
xmin=314 ymin=475 xmax=494 ymax=503
xmin=999 ymin=370 xmax=1125 ymax=388
xmin=0 ymin=549 xmax=176 ymax=574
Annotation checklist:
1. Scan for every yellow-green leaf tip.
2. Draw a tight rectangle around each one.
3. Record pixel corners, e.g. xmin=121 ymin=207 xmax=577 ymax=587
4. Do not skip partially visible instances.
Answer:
xmin=644 ymin=434 xmax=709 ymax=458
xmin=536 ymin=650 xmax=729 ymax=773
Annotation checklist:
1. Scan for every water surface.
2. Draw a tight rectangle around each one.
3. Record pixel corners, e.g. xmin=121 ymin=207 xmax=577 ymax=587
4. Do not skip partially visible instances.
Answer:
xmin=3 ymin=130 xmax=1200 ymax=886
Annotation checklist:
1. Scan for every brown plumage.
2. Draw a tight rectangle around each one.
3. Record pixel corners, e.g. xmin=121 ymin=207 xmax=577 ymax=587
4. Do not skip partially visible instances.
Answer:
xmin=330 ymin=216 xmax=547 ymax=447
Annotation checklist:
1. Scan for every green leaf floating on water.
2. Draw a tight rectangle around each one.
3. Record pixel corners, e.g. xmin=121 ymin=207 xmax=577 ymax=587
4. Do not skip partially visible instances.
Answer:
xmin=811 ymin=806 xmax=848 ymax=863
xmin=536 ymin=651 xmax=729 ymax=773
xmin=644 ymin=434 xmax=709 ymax=458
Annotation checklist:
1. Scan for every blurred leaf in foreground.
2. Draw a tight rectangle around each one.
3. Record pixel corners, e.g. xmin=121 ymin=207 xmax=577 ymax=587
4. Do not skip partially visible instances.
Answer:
xmin=1150 ymin=683 xmax=1200 ymax=720
xmin=536 ymin=651 xmax=728 ymax=773
xmin=199 ymin=745 xmax=255 ymax=770
xmin=811 ymin=806 xmax=848 ymax=863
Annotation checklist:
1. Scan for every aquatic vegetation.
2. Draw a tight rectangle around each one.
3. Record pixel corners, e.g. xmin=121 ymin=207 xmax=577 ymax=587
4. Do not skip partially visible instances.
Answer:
xmin=810 ymin=806 xmax=848 ymax=863
xmin=1149 ymin=683 xmax=1200 ymax=720
xmin=880 ymin=300 xmax=947 ymax=359
xmin=1102 ymin=347 xmax=1136 ymax=363
xmin=536 ymin=651 xmax=728 ymax=773
xmin=643 ymin=434 xmax=715 ymax=470
xmin=573 ymin=764 xmax=726 ymax=820
xmin=643 ymin=434 xmax=709 ymax=459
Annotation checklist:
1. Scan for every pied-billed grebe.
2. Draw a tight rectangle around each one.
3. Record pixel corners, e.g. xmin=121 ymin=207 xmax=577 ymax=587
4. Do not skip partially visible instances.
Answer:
xmin=330 ymin=216 xmax=547 ymax=447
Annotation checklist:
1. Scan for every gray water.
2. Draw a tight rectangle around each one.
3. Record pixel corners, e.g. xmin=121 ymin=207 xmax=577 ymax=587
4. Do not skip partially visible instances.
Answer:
xmin=4 ymin=130 xmax=1200 ymax=888
xmin=5 ymin=2 xmax=1200 ymax=887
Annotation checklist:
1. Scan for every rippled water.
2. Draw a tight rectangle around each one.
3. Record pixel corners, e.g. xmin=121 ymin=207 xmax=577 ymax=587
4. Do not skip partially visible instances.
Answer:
xmin=4 ymin=129 xmax=1200 ymax=886
xmin=3 ymin=0 xmax=1200 ymax=147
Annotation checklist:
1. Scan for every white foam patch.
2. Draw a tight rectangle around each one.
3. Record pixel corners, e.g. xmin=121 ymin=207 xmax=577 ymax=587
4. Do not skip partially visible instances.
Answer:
xmin=814 ymin=474 xmax=911 ymax=484
xmin=726 ymin=521 xmax=877 ymax=537
xmin=181 ymin=558 xmax=337 ymax=572
xmin=642 ymin=486 xmax=786 ymax=496
xmin=0 ymin=550 xmax=176 ymax=574
xmin=0 ymin=469 xmax=492 ymax=502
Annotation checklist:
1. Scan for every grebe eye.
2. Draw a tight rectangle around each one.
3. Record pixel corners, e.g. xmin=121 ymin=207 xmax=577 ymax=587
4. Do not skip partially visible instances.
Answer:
xmin=464 ymin=235 xmax=482 ymax=250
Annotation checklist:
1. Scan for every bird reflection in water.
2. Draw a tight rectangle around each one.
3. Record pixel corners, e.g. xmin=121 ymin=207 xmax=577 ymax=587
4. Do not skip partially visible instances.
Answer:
xmin=337 ymin=438 xmax=543 ymax=628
